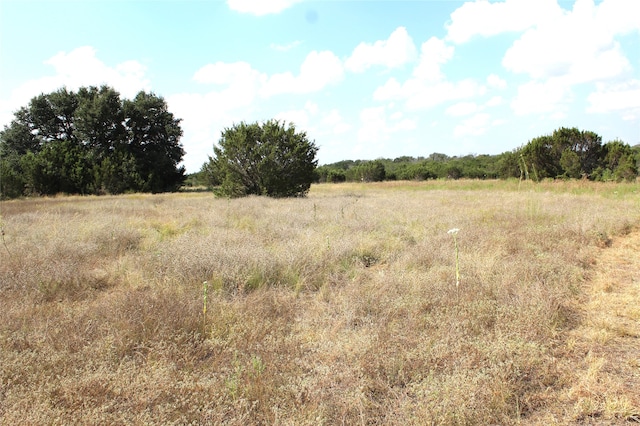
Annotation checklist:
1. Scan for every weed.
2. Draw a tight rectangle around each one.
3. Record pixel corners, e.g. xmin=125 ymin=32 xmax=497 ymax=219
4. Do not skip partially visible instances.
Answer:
xmin=448 ymin=228 xmax=461 ymax=297
xmin=0 ymin=214 xmax=10 ymax=254
xmin=202 ymin=280 xmax=209 ymax=333
xmin=226 ymin=352 xmax=243 ymax=400
xmin=250 ymin=354 xmax=265 ymax=377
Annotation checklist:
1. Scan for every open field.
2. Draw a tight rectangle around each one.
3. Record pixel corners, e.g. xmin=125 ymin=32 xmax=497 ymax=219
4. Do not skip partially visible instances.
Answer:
xmin=1 ymin=180 xmax=639 ymax=425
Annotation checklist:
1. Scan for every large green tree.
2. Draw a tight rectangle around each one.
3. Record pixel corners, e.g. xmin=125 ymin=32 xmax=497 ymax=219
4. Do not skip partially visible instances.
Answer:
xmin=124 ymin=92 xmax=185 ymax=193
xmin=592 ymin=139 xmax=638 ymax=181
xmin=0 ymin=85 xmax=185 ymax=197
xmin=521 ymin=127 xmax=604 ymax=180
xmin=210 ymin=120 xmax=318 ymax=198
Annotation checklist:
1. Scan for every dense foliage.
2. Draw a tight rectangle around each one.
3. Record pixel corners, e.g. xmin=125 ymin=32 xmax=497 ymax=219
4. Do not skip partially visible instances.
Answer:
xmin=7 ymin=94 xmax=634 ymax=198
xmin=0 ymin=86 xmax=185 ymax=197
xmin=205 ymin=120 xmax=318 ymax=198
xmin=314 ymin=128 xmax=639 ymax=184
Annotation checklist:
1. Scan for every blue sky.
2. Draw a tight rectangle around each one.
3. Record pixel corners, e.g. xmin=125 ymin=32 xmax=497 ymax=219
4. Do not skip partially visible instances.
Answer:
xmin=1 ymin=0 xmax=639 ymax=173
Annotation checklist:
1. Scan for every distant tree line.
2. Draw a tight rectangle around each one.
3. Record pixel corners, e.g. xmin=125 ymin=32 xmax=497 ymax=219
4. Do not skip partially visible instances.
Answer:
xmin=0 ymin=86 xmax=185 ymax=198
xmin=311 ymin=128 xmax=638 ymax=184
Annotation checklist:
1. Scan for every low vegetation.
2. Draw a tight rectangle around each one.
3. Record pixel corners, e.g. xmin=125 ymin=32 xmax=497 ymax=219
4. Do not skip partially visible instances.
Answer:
xmin=309 ymin=128 xmax=639 ymax=185
xmin=0 ymin=180 xmax=638 ymax=424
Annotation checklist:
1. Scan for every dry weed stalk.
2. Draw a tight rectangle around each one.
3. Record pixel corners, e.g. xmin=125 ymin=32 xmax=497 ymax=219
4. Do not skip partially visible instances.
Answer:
xmin=448 ymin=227 xmax=460 ymax=298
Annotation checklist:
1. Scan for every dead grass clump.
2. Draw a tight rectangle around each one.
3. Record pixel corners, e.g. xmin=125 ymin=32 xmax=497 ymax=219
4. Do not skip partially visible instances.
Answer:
xmin=0 ymin=241 xmax=118 ymax=302
xmin=92 ymin=222 xmax=143 ymax=255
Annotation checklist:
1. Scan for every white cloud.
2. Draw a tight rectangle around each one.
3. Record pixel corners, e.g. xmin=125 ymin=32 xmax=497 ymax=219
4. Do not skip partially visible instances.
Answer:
xmin=486 ymin=74 xmax=507 ymax=89
xmin=42 ymin=46 xmax=150 ymax=98
xmin=269 ymin=40 xmax=303 ymax=52
xmin=500 ymin=0 xmax=640 ymax=88
xmin=587 ymin=80 xmax=640 ymax=117
xmin=0 ymin=46 xmax=150 ymax=130
xmin=304 ymin=101 xmax=318 ymax=115
xmin=447 ymin=0 xmax=639 ymax=120
xmin=595 ymin=0 xmax=640 ymax=35
xmin=184 ymin=59 xmax=330 ymax=128
xmin=446 ymin=102 xmax=478 ymax=117
xmin=170 ymin=61 xmax=280 ymax=172
xmin=261 ymin=50 xmax=343 ymax=96
xmin=193 ymin=61 xmax=265 ymax=85
xmin=388 ymin=111 xmax=417 ymax=131
xmin=549 ymin=111 xmax=567 ymax=120
xmin=170 ymin=51 xmax=343 ymax=172
xmin=374 ymin=76 xmax=483 ymax=111
xmin=275 ymin=109 xmax=310 ymax=128
xmin=446 ymin=0 xmax=561 ymax=44
xmin=358 ymin=106 xmax=388 ymax=143
xmin=445 ymin=97 xmax=503 ymax=119
xmin=502 ymin=14 xmax=630 ymax=83
xmin=389 ymin=111 xmax=403 ymax=121
xmin=371 ymin=35 xmax=483 ymax=111
xmin=485 ymin=96 xmax=504 ymax=107
xmin=345 ymin=27 xmax=417 ymax=73
xmin=453 ymin=112 xmax=506 ymax=138
xmin=407 ymin=79 xmax=483 ymax=110
xmin=499 ymin=0 xmax=640 ymax=118
xmin=167 ymin=92 xmax=241 ymax=172
xmin=396 ymin=118 xmax=417 ymax=131
xmin=412 ymin=37 xmax=454 ymax=81
xmin=511 ymin=78 xmax=571 ymax=116
xmin=373 ymin=78 xmax=403 ymax=101
xmin=227 ymin=0 xmax=302 ymax=16
xmin=454 ymin=113 xmax=492 ymax=137
xmin=357 ymin=106 xmax=416 ymax=145
xmin=195 ymin=69 xmax=263 ymax=111
xmin=321 ymin=109 xmax=351 ymax=134
xmin=177 ymin=49 xmax=339 ymax=145
xmin=274 ymin=101 xmax=319 ymax=129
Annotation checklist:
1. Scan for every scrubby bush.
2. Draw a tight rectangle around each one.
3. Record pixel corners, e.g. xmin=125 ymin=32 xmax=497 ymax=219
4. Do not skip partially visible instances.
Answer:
xmin=208 ymin=120 xmax=318 ymax=198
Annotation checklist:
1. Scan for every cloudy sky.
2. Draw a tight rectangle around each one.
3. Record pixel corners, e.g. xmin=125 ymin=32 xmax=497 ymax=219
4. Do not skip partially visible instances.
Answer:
xmin=1 ymin=0 xmax=639 ymax=173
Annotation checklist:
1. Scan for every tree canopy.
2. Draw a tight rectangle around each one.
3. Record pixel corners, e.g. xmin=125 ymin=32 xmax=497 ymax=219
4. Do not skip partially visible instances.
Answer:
xmin=312 ymin=128 xmax=638 ymax=184
xmin=0 ymin=86 xmax=185 ymax=197
xmin=207 ymin=120 xmax=318 ymax=198
xmin=520 ymin=127 xmax=604 ymax=180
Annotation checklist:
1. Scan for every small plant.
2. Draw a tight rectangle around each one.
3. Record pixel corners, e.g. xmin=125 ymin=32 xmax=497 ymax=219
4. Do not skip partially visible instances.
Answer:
xmin=447 ymin=228 xmax=461 ymax=297
xmin=251 ymin=354 xmax=265 ymax=377
xmin=0 ymin=215 xmax=9 ymax=255
xmin=202 ymin=280 xmax=209 ymax=332
xmin=226 ymin=351 xmax=243 ymax=400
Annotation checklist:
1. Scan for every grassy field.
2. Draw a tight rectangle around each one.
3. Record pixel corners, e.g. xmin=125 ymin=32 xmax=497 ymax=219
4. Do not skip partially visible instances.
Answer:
xmin=1 ymin=180 xmax=638 ymax=424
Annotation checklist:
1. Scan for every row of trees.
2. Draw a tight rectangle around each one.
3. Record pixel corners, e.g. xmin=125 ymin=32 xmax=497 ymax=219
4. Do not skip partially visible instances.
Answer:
xmin=315 ymin=153 xmax=501 ymax=183
xmin=314 ymin=128 xmax=639 ymax=184
xmin=2 ymin=85 xmax=638 ymax=200
xmin=518 ymin=128 xmax=638 ymax=181
xmin=0 ymin=86 xmax=185 ymax=197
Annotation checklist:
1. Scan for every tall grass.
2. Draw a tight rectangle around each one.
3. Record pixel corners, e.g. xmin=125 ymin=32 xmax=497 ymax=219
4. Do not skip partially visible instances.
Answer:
xmin=0 ymin=181 xmax=638 ymax=424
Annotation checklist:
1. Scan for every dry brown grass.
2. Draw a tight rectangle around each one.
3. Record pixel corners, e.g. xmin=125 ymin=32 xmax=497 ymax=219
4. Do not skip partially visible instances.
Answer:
xmin=0 ymin=180 xmax=638 ymax=424
xmin=548 ymin=228 xmax=640 ymax=424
